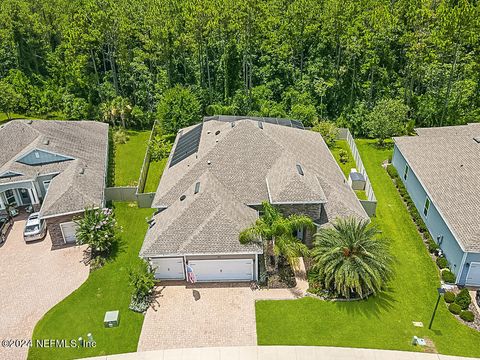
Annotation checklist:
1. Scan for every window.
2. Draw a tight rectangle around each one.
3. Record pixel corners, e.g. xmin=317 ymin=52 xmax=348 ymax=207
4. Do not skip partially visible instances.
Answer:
xmin=423 ymin=197 xmax=430 ymax=217
xmin=43 ymin=180 xmax=51 ymax=192
xmin=403 ymin=164 xmax=409 ymax=180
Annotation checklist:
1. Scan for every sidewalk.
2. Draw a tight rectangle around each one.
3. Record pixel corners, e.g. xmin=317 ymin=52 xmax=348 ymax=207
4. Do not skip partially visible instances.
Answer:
xmin=83 ymin=346 xmax=478 ymax=360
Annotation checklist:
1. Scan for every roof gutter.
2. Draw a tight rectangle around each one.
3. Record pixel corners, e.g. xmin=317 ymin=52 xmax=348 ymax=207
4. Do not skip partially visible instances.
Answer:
xmin=394 ymin=141 xmax=467 ymax=252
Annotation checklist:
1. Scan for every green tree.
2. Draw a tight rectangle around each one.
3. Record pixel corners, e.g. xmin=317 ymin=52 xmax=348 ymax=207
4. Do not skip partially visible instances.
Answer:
xmin=311 ymin=121 xmax=338 ymax=147
xmin=157 ymin=85 xmax=201 ymax=133
xmin=0 ymin=80 xmax=25 ymax=120
xmin=239 ymin=201 xmax=314 ymax=268
xmin=311 ymin=217 xmax=394 ymax=299
xmin=366 ymin=99 xmax=409 ymax=145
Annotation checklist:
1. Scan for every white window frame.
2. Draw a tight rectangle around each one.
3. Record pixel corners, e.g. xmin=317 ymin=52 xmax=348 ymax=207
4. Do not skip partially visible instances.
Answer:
xmin=423 ymin=197 xmax=430 ymax=217
xmin=403 ymin=164 xmax=409 ymax=180
xmin=43 ymin=180 xmax=51 ymax=193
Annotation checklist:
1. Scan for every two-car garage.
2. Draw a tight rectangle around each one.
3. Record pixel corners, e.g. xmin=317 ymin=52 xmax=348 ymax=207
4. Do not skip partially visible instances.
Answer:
xmin=150 ymin=256 xmax=257 ymax=282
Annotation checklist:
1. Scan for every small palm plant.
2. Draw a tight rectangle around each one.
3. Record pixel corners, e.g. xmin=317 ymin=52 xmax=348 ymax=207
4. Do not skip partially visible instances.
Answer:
xmin=240 ymin=201 xmax=314 ymax=268
xmin=311 ymin=217 xmax=393 ymax=299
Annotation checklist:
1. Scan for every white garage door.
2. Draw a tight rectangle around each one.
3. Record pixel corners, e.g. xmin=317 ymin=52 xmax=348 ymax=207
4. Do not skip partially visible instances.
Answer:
xmin=151 ymin=257 xmax=185 ymax=280
xmin=189 ymin=259 xmax=254 ymax=282
xmin=60 ymin=222 xmax=78 ymax=244
xmin=466 ymin=262 xmax=480 ymax=286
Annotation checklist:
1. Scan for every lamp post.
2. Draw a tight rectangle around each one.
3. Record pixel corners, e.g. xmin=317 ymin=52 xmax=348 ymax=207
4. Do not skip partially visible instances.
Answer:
xmin=428 ymin=287 xmax=446 ymax=329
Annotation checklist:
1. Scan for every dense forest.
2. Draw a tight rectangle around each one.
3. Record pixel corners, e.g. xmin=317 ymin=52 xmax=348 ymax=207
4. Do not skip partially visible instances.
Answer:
xmin=0 ymin=0 xmax=479 ymax=135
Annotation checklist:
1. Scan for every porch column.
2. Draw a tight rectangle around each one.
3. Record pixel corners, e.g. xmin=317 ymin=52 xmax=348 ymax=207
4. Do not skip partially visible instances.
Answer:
xmin=29 ymin=184 xmax=40 ymax=204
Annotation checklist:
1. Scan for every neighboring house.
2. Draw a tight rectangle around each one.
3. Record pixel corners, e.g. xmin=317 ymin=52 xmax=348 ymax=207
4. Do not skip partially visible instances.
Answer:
xmin=0 ymin=120 xmax=109 ymax=247
xmin=393 ymin=123 xmax=480 ymax=287
xmin=140 ymin=116 xmax=368 ymax=282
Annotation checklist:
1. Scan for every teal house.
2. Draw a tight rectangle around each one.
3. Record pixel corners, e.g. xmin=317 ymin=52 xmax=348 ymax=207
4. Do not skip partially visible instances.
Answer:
xmin=393 ymin=124 xmax=480 ymax=287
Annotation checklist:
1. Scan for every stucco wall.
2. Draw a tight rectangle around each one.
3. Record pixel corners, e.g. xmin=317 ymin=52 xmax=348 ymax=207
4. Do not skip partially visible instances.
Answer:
xmin=393 ymin=145 xmax=466 ymax=283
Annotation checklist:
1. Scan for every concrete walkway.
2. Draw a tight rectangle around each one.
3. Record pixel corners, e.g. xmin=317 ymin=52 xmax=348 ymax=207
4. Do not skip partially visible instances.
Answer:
xmin=85 ymin=346 xmax=478 ymax=360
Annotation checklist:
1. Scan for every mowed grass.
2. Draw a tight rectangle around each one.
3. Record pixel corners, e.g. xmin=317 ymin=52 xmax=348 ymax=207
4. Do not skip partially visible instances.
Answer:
xmin=256 ymin=139 xmax=480 ymax=357
xmin=29 ymin=203 xmax=154 ymax=360
xmin=144 ymin=158 xmax=168 ymax=193
xmin=114 ymin=130 xmax=151 ymax=187
xmin=330 ymin=140 xmax=356 ymax=177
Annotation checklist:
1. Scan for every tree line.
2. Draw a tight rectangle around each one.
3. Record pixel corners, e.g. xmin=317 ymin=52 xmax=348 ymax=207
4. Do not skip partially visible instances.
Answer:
xmin=0 ymin=0 xmax=478 ymax=136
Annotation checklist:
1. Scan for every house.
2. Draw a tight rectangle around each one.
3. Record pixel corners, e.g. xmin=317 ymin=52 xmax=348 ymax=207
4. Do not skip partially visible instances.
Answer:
xmin=393 ymin=123 xmax=480 ymax=287
xmin=0 ymin=120 xmax=109 ymax=247
xmin=140 ymin=116 xmax=368 ymax=282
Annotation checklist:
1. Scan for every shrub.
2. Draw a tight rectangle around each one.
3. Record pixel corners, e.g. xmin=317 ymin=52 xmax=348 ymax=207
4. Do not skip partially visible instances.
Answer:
xmin=428 ymin=241 xmax=439 ymax=254
xmin=129 ymin=260 xmax=156 ymax=313
xmin=386 ymin=164 xmax=398 ymax=178
xmin=444 ymin=291 xmax=456 ymax=303
xmin=338 ymin=149 xmax=349 ymax=164
xmin=455 ymin=288 xmax=472 ymax=310
xmin=113 ymin=128 xmax=129 ymax=144
xmin=460 ymin=310 xmax=475 ymax=322
xmin=448 ymin=303 xmax=462 ymax=315
xmin=436 ymin=257 xmax=448 ymax=269
xmin=75 ymin=207 xmax=119 ymax=260
xmin=442 ymin=270 xmax=456 ymax=284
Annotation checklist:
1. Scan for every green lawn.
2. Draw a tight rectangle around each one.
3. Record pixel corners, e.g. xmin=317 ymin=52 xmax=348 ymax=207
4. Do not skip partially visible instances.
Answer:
xmin=144 ymin=158 xmax=168 ymax=193
xmin=29 ymin=203 xmax=154 ymax=360
xmin=256 ymin=139 xmax=480 ymax=357
xmin=330 ymin=140 xmax=356 ymax=178
xmin=114 ymin=131 xmax=151 ymax=187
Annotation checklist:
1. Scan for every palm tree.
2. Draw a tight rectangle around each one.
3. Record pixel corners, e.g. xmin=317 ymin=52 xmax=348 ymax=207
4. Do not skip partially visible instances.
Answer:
xmin=240 ymin=201 xmax=314 ymax=268
xmin=311 ymin=217 xmax=393 ymax=299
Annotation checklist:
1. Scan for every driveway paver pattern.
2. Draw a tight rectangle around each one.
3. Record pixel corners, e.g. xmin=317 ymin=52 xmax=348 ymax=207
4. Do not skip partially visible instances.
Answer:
xmin=0 ymin=219 xmax=89 ymax=360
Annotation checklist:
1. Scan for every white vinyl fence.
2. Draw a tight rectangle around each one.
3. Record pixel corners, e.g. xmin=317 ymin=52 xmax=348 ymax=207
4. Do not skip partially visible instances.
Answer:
xmin=338 ymin=128 xmax=377 ymax=216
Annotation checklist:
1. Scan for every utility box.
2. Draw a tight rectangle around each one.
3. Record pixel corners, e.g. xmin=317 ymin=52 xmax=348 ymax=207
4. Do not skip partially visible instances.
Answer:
xmin=104 ymin=310 xmax=120 ymax=328
xmin=348 ymin=170 xmax=366 ymax=190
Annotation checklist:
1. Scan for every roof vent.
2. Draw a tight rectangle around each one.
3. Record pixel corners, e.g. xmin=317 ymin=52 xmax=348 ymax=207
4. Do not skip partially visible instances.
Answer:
xmin=207 ymin=160 xmax=211 ymax=165
xmin=27 ymin=120 xmax=33 ymax=124
xmin=258 ymin=121 xmax=264 ymax=129
xmin=194 ymin=182 xmax=200 ymax=194
xmin=43 ymin=139 xmax=50 ymax=145
xmin=79 ymin=167 xmax=85 ymax=175
xmin=215 ymin=130 xmax=220 ymax=136
xmin=474 ymin=137 xmax=480 ymax=143
xmin=296 ymin=164 xmax=304 ymax=176
xmin=180 ymin=195 xmax=186 ymax=201
xmin=231 ymin=122 xmax=235 ymax=128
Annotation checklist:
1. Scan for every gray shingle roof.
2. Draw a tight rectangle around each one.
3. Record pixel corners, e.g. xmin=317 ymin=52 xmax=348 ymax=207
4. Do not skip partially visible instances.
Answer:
xmin=140 ymin=172 xmax=261 ymax=257
xmin=143 ymin=118 xmax=367 ymax=257
xmin=0 ymin=120 xmax=109 ymax=217
xmin=394 ymin=123 xmax=480 ymax=252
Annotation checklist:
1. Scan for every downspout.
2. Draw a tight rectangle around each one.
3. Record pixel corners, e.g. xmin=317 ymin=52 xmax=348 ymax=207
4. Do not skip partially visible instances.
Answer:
xmin=456 ymin=252 xmax=468 ymax=284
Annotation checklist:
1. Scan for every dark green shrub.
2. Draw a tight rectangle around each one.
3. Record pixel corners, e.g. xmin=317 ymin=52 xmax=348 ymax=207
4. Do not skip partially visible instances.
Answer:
xmin=442 ymin=270 xmax=456 ymax=283
xmin=460 ymin=310 xmax=475 ymax=322
xmin=436 ymin=257 xmax=448 ymax=269
xmin=455 ymin=288 xmax=471 ymax=310
xmin=386 ymin=164 xmax=398 ymax=178
xmin=428 ymin=241 xmax=439 ymax=254
xmin=444 ymin=291 xmax=455 ymax=303
xmin=448 ymin=303 xmax=462 ymax=315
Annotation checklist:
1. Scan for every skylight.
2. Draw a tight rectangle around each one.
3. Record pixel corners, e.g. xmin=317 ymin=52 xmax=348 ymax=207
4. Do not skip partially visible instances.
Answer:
xmin=194 ymin=182 xmax=200 ymax=194
xmin=474 ymin=137 xmax=480 ymax=143
xmin=296 ymin=164 xmax=304 ymax=176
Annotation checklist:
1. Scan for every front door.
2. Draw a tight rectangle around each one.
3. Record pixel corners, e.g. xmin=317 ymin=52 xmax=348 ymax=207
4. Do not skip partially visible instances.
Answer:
xmin=19 ymin=189 xmax=32 ymax=205
xmin=4 ymin=190 xmax=17 ymax=206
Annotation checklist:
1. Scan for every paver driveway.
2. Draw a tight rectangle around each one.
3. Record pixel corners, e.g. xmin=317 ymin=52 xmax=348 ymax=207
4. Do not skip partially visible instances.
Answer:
xmin=0 ymin=219 xmax=89 ymax=360
xmin=137 ymin=282 xmax=299 ymax=352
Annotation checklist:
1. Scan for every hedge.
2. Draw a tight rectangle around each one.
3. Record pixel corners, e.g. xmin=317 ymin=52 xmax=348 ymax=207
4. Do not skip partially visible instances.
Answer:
xmin=444 ymin=291 xmax=456 ymax=303
xmin=448 ymin=303 xmax=462 ymax=315
xmin=442 ymin=270 xmax=456 ymax=284
xmin=455 ymin=288 xmax=472 ymax=310
xmin=460 ymin=310 xmax=475 ymax=322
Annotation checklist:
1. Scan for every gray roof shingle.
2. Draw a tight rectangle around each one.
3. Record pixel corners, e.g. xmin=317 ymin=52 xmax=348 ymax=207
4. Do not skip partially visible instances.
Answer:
xmin=142 ymin=118 xmax=367 ymax=257
xmin=394 ymin=123 xmax=480 ymax=252
xmin=0 ymin=120 xmax=108 ymax=217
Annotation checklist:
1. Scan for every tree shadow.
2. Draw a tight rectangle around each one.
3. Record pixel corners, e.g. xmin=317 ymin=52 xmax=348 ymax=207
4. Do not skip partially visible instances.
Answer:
xmin=333 ymin=287 xmax=397 ymax=320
